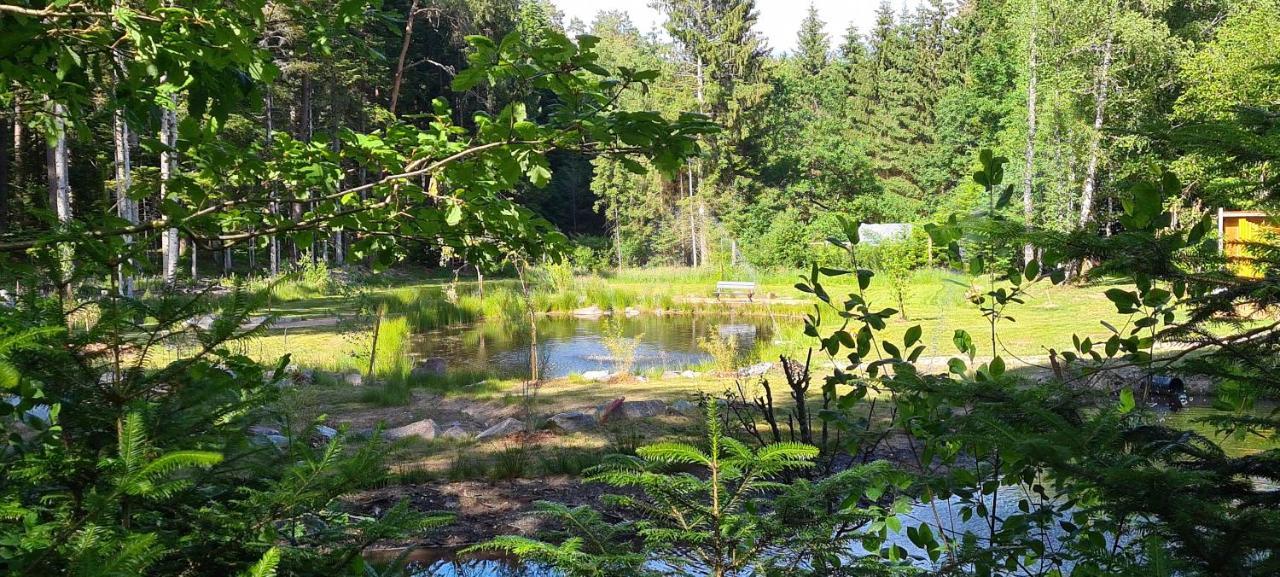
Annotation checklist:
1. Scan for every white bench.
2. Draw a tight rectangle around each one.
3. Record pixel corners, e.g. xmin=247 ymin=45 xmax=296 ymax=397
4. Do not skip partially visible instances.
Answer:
xmin=714 ymin=281 xmax=756 ymax=301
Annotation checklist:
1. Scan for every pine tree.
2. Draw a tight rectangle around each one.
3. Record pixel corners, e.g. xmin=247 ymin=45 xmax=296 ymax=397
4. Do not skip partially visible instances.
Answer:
xmin=795 ymin=3 xmax=829 ymax=75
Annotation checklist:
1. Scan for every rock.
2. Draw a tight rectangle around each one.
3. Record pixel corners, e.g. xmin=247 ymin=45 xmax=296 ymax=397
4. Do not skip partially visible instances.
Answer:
xmin=571 ymin=305 xmax=608 ymax=318
xmin=410 ymin=357 xmax=448 ymax=380
xmin=248 ymin=426 xmax=288 ymax=448
xmin=595 ymin=397 xmax=626 ymax=422
xmin=669 ymin=400 xmax=699 ymax=416
xmin=545 ymin=411 xmax=597 ymax=433
xmin=624 ymin=306 xmax=641 ymax=318
xmin=581 ymin=370 xmax=613 ymax=382
xmin=386 ymin=419 xmax=439 ymax=441
xmin=662 ymin=371 xmax=681 ymax=379
xmin=343 ymin=372 xmax=363 ymax=386
xmin=440 ymin=424 xmax=471 ymax=440
xmin=476 ymin=417 xmax=525 ymax=440
xmin=679 ymin=370 xmax=701 ymax=378
xmin=598 ymin=399 xmax=667 ymax=421
xmin=738 ymin=362 xmax=773 ymax=377
xmin=310 ymin=425 xmax=338 ymax=447
xmin=291 ymin=368 xmax=316 ymax=385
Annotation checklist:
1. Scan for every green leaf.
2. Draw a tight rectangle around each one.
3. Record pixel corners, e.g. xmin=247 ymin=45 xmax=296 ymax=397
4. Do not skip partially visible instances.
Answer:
xmin=903 ymin=325 xmax=922 ymax=348
xmin=446 ymin=204 xmax=464 ymax=226
xmin=1024 ymin=259 xmax=1040 ymax=280
xmin=1118 ymin=389 xmax=1135 ymax=414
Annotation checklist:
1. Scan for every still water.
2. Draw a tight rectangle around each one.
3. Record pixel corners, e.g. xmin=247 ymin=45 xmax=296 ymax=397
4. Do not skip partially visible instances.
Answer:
xmin=409 ymin=314 xmax=778 ymax=379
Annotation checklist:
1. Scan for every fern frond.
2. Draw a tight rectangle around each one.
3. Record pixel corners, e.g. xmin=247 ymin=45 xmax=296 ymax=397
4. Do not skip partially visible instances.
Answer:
xmin=239 ymin=546 xmax=281 ymax=577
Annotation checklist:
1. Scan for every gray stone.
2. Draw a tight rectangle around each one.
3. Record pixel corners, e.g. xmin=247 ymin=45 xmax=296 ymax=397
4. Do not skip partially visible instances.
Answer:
xmin=738 ymin=362 xmax=774 ymax=377
xmin=440 ymin=424 xmax=471 ymax=440
xmin=476 ymin=417 xmax=525 ymax=440
xmin=291 ymin=368 xmax=316 ymax=385
xmin=343 ymin=372 xmax=363 ymax=386
xmin=624 ymin=306 xmax=641 ymax=318
xmin=669 ymin=400 xmax=699 ymax=416
xmin=248 ymin=426 xmax=288 ymax=448
xmin=314 ymin=425 xmax=338 ymax=440
xmin=545 ymin=411 xmax=597 ymax=433
xmin=581 ymin=370 xmax=613 ymax=382
xmin=571 ymin=305 xmax=608 ymax=318
xmin=410 ymin=357 xmax=447 ymax=380
xmin=598 ymin=399 xmax=667 ymax=422
xmin=679 ymin=370 xmax=701 ymax=378
xmin=386 ymin=419 xmax=439 ymax=441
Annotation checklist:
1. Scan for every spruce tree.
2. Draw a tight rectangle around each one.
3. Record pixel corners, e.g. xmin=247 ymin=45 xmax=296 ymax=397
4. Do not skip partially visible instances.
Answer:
xmin=795 ymin=3 xmax=830 ymax=75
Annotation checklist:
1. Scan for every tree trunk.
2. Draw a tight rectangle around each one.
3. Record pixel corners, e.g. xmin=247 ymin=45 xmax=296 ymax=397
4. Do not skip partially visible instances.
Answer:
xmin=688 ymin=168 xmax=698 ymax=267
xmin=266 ymin=86 xmax=279 ymax=276
xmin=389 ymin=0 xmax=421 ymax=117
xmin=0 ymin=116 xmax=9 ymax=232
xmin=1021 ymin=0 xmax=1038 ymax=264
xmin=113 ymin=106 xmax=137 ymax=295
xmin=614 ymin=201 xmax=623 ymax=274
xmin=302 ymin=74 xmax=316 ymax=267
xmin=160 ymin=99 xmax=179 ymax=284
xmin=11 ymin=101 xmax=21 ymax=220
xmin=51 ymin=103 xmax=73 ymax=292
xmin=1078 ymin=26 xmax=1114 ymax=228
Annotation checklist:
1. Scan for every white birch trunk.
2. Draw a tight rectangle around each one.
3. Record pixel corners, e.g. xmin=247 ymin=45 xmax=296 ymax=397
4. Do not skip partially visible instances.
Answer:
xmin=1021 ymin=0 xmax=1038 ymax=264
xmin=114 ymin=107 xmax=137 ymax=295
xmin=1078 ymin=26 xmax=1114 ymax=227
xmin=52 ymin=103 xmax=73 ymax=289
xmin=160 ymin=99 xmax=179 ymax=284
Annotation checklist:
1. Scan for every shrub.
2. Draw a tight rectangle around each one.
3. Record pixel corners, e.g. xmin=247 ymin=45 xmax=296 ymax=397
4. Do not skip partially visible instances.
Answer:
xmin=601 ymin=317 xmax=642 ymax=375
xmin=698 ymin=328 xmax=741 ymax=374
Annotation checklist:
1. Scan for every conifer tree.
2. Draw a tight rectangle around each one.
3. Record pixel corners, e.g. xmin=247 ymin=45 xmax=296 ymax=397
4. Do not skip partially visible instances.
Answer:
xmin=795 ymin=3 xmax=830 ymax=75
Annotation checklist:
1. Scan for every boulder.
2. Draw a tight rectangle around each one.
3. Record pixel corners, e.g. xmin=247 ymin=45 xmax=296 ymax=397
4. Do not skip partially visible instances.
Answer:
xmin=544 ymin=411 xmax=597 ymax=433
xmin=343 ymin=372 xmax=363 ymax=387
xmin=310 ymin=425 xmax=338 ymax=447
xmin=440 ymin=424 xmax=471 ymax=440
xmin=248 ymin=425 xmax=288 ymax=448
xmin=476 ymin=417 xmax=525 ymax=440
xmin=313 ymin=424 xmax=338 ymax=441
xmin=386 ymin=419 xmax=439 ymax=441
xmin=410 ymin=358 xmax=447 ymax=380
xmin=738 ymin=362 xmax=773 ymax=377
xmin=669 ymin=400 xmax=700 ymax=416
xmin=581 ymin=370 xmax=613 ymax=382
xmin=571 ymin=305 xmax=608 ymax=318
xmin=291 ymin=368 xmax=316 ymax=385
xmin=595 ymin=397 xmax=626 ymax=422
xmin=624 ymin=306 xmax=641 ymax=318
xmin=679 ymin=370 xmax=701 ymax=378
xmin=598 ymin=399 xmax=667 ymax=422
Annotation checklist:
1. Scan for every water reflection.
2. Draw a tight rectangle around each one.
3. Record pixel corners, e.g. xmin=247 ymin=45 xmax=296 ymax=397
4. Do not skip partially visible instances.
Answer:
xmin=409 ymin=314 xmax=775 ymax=379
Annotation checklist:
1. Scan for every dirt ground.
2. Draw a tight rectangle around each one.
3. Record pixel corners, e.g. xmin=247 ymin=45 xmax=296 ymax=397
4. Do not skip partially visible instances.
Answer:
xmin=346 ymin=476 xmax=621 ymax=549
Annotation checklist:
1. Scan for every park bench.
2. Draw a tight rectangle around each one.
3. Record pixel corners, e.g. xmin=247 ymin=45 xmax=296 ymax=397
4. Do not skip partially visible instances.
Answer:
xmin=715 ymin=281 xmax=756 ymax=301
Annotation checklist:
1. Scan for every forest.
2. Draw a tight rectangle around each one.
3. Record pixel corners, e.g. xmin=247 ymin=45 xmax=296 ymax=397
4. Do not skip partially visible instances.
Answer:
xmin=1 ymin=0 xmax=1279 ymax=576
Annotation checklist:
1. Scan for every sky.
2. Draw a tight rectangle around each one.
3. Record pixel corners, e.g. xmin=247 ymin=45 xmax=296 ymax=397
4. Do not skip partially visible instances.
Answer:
xmin=550 ymin=0 xmax=927 ymax=54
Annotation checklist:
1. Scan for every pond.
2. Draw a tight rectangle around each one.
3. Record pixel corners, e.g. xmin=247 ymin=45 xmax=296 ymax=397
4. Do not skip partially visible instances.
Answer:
xmin=409 ymin=313 xmax=779 ymax=380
